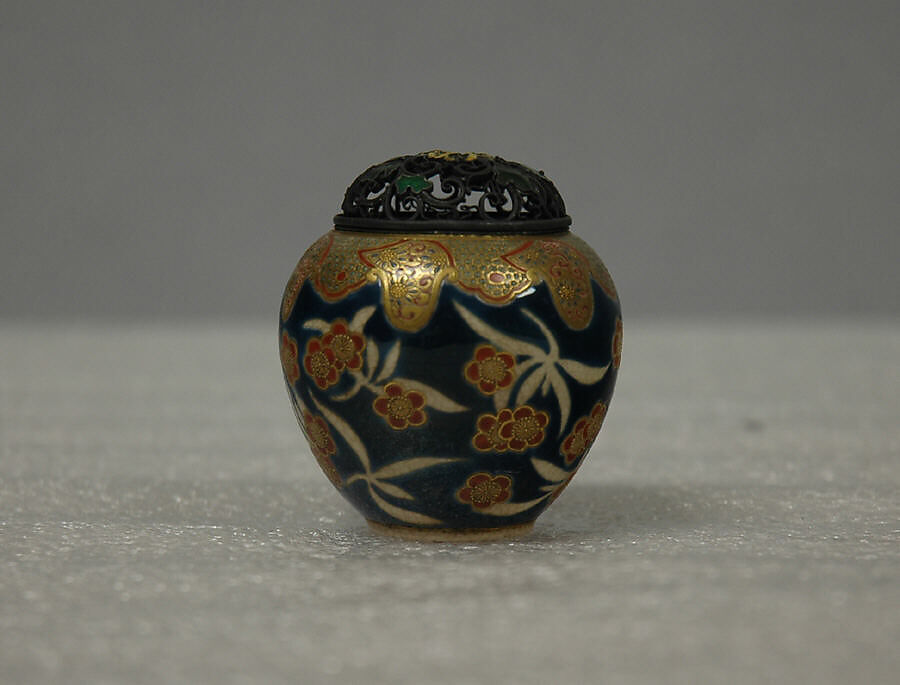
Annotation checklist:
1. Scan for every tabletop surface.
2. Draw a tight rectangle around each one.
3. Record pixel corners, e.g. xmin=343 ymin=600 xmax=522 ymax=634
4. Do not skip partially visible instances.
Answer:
xmin=1 ymin=319 xmax=898 ymax=684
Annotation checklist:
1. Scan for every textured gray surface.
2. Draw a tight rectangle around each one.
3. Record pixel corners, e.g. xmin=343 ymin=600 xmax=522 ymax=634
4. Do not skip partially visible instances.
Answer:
xmin=3 ymin=1 xmax=900 ymax=319
xmin=1 ymin=320 xmax=898 ymax=684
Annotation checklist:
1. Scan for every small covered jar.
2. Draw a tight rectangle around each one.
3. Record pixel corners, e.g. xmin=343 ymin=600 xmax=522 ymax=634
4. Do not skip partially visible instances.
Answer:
xmin=279 ymin=151 xmax=622 ymax=540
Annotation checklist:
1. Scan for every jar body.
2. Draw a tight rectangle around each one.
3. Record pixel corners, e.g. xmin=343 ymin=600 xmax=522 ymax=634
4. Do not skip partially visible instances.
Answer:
xmin=279 ymin=229 xmax=621 ymax=535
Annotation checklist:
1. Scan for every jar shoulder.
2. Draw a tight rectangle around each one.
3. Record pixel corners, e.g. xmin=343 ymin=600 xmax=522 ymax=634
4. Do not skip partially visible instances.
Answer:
xmin=281 ymin=230 xmax=619 ymax=331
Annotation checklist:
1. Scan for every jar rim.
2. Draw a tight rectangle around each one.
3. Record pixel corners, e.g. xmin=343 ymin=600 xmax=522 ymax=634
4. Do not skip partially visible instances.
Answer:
xmin=333 ymin=215 xmax=572 ymax=234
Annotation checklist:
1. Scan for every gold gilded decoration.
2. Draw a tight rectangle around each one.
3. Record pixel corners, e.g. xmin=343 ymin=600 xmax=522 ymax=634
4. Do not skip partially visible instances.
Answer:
xmin=302 ymin=230 xmax=613 ymax=332
xmin=504 ymin=239 xmax=594 ymax=330
xmin=359 ymin=239 xmax=456 ymax=333
xmin=280 ymin=332 xmax=300 ymax=384
xmin=281 ymin=233 xmax=332 ymax=321
xmin=425 ymin=149 xmax=493 ymax=162
xmin=313 ymin=235 xmax=371 ymax=301
xmin=451 ymin=239 xmax=533 ymax=303
xmin=565 ymin=233 xmax=618 ymax=301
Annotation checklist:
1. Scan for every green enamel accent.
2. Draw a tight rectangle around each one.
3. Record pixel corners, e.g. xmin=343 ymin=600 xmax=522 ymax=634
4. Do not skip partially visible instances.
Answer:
xmin=395 ymin=175 xmax=433 ymax=193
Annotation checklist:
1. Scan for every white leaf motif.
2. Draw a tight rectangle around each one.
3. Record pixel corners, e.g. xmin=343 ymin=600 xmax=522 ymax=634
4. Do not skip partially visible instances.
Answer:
xmin=548 ymin=368 xmax=571 ymax=435
xmin=558 ymin=359 xmax=609 ymax=385
xmin=287 ymin=387 xmax=308 ymax=422
xmin=302 ymin=319 xmax=329 ymax=332
xmin=515 ymin=368 xmax=545 ymax=407
xmin=330 ymin=376 xmax=366 ymax=401
xmin=455 ymin=299 xmax=600 ymax=436
xmin=531 ymin=457 xmax=570 ymax=483
xmin=522 ymin=309 xmax=559 ymax=360
xmin=369 ymin=488 xmax=443 ymax=525
xmin=392 ymin=377 xmax=467 ymax=413
xmin=376 ymin=341 xmax=401 ymax=383
xmin=480 ymin=494 xmax=550 ymax=516
xmin=372 ymin=480 xmax=414 ymax=500
xmin=365 ymin=337 xmax=379 ymax=380
xmin=453 ymin=302 xmax=543 ymax=358
xmin=311 ymin=395 xmax=370 ymax=472
xmin=372 ymin=457 xmax=457 ymax=480
xmin=349 ymin=305 xmax=376 ymax=332
xmin=492 ymin=384 xmax=513 ymax=412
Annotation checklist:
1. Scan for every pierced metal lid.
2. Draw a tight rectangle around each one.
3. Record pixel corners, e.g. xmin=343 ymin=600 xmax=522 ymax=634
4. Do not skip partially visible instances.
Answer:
xmin=334 ymin=150 xmax=571 ymax=233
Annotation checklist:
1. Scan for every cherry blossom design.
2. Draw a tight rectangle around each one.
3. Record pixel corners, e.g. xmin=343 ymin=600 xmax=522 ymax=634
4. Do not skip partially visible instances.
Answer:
xmin=322 ymin=319 xmax=365 ymax=372
xmin=583 ymin=402 xmax=607 ymax=443
xmin=497 ymin=405 xmax=549 ymax=452
xmin=303 ymin=411 xmax=336 ymax=460
xmin=560 ymin=430 xmax=588 ymax=465
xmin=561 ymin=401 xmax=608 ymax=464
xmin=302 ymin=411 xmax=341 ymax=487
xmin=612 ymin=317 xmax=623 ymax=369
xmin=454 ymin=301 xmax=610 ymax=436
xmin=303 ymin=337 xmax=339 ymax=389
xmin=373 ymin=382 xmax=427 ymax=430
xmin=280 ymin=332 xmax=300 ymax=384
xmin=457 ymin=473 xmax=512 ymax=510
xmin=472 ymin=408 xmax=515 ymax=452
xmin=464 ymin=345 xmax=515 ymax=395
xmin=472 ymin=406 xmax=549 ymax=453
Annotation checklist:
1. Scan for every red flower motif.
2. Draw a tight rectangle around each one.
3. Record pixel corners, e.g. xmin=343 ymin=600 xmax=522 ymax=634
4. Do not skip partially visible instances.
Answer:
xmin=280 ymin=332 xmax=300 ymax=384
xmin=458 ymin=473 xmax=512 ymax=510
xmin=561 ymin=401 xmax=608 ymax=464
xmin=301 ymin=411 xmax=341 ymax=487
xmin=464 ymin=345 xmax=515 ymax=395
xmin=584 ymin=402 xmax=607 ymax=443
xmin=472 ymin=408 xmax=514 ymax=452
xmin=373 ymin=382 xmax=427 ymax=430
xmin=612 ymin=317 xmax=623 ymax=369
xmin=303 ymin=337 xmax=339 ymax=389
xmin=560 ymin=430 xmax=587 ymax=465
xmin=321 ymin=319 xmax=365 ymax=372
xmin=497 ymin=405 xmax=549 ymax=452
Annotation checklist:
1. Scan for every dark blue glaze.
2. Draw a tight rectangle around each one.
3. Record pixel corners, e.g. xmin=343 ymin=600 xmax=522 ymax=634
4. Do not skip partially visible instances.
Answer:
xmin=280 ymin=249 xmax=621 ymax=531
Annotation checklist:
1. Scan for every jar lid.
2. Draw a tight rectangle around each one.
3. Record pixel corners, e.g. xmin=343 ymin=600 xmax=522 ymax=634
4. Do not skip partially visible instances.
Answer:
xmin=334 ymin=150 xmax=571 ymax=234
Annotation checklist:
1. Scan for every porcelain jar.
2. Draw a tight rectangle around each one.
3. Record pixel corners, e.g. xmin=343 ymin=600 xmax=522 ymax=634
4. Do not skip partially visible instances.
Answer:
xmin=279 ymin=151 xmax=621 ymax=540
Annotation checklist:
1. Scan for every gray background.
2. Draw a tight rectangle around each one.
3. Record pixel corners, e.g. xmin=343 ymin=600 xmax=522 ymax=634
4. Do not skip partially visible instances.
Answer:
xmin=3 ymin=0 xmax=899 ymax=320
xmin=3 ymin=4 xmax=900 ymax=683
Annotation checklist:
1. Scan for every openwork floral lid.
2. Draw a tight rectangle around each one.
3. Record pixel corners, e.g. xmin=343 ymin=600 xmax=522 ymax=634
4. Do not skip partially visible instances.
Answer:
xmin=334 ymin=150 xmax=571 ymax=233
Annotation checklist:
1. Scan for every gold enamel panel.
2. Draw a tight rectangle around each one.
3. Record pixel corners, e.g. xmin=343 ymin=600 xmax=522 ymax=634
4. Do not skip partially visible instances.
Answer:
xmin=281 ymin=230 xmax=615 ymax=332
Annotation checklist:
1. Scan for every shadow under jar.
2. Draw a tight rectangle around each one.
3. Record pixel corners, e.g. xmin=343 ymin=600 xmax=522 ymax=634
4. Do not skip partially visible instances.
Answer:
xmin=279 ymin=150 xmax=622 ymax=541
